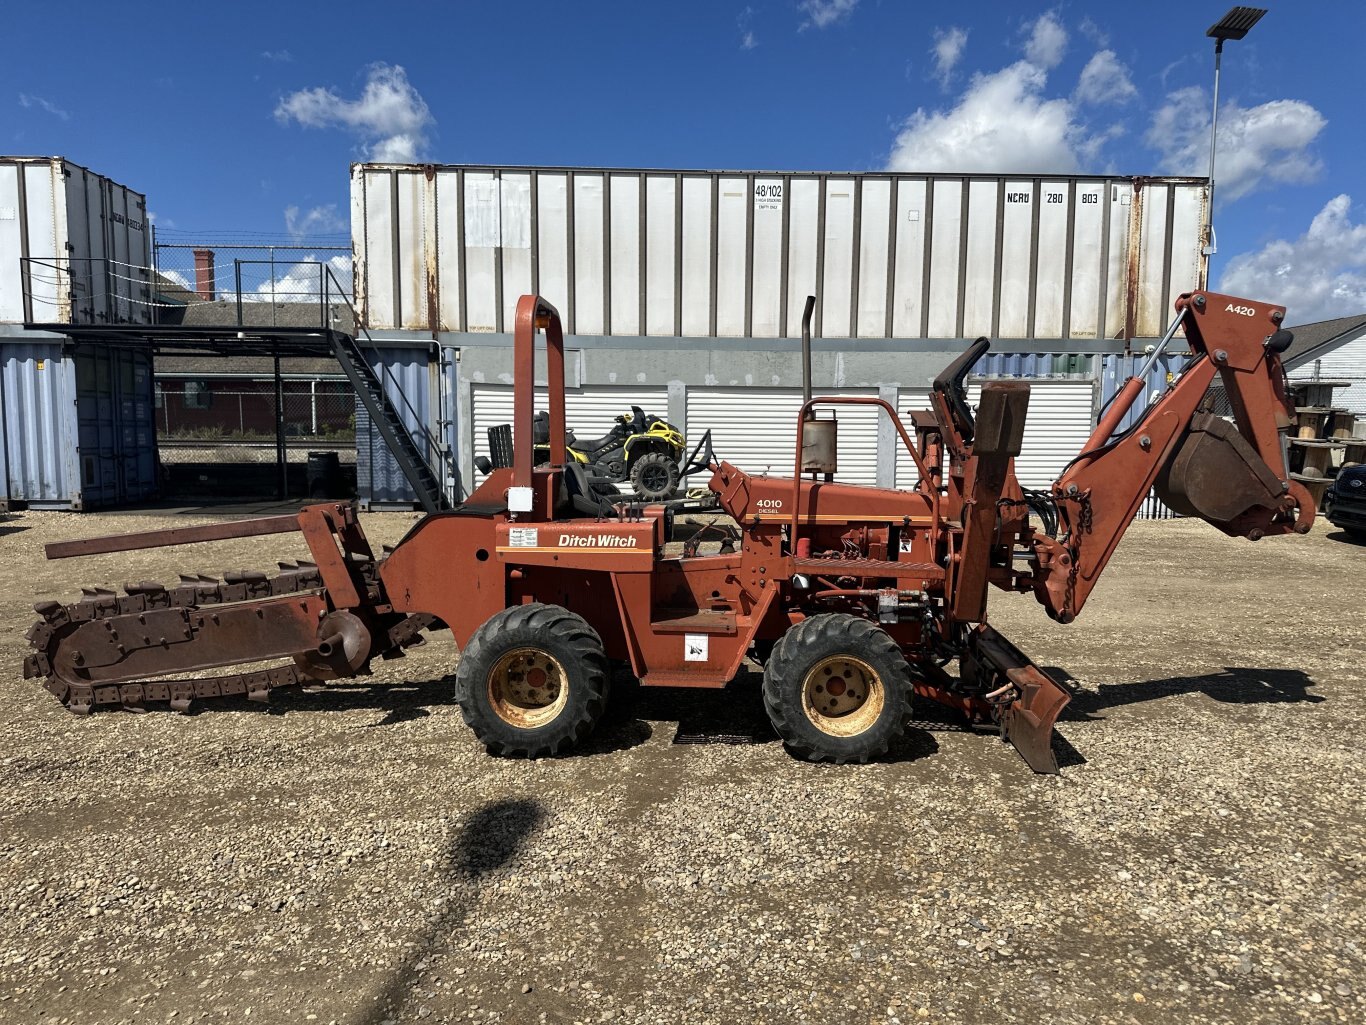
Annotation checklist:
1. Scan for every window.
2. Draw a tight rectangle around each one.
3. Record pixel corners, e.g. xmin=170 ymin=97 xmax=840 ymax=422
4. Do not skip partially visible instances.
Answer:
xmin=183 ymin=380 xmax=211 ymax=409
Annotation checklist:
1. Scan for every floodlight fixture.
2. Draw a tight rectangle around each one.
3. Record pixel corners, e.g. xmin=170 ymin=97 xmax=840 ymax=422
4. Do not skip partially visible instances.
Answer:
xmin=1207 ymin=6 xmax=1267 ymax=43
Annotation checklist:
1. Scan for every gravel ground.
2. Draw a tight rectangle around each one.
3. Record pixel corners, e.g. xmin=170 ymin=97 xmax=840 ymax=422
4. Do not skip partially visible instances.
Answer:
xmin=0 ymin=508 xmax=1362 ymax=1025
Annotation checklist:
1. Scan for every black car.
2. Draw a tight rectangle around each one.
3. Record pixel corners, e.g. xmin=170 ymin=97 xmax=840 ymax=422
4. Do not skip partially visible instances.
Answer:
xmin=1325 ymin=462 xmax=1366 ymax=541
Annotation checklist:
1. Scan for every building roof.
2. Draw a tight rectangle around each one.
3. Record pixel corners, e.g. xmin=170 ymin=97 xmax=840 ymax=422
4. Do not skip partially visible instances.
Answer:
xmin=153 ymin=272 xmax=199 ymax=307
xmin=148 ymin=297 xmax=356 ymax=333
xmin=155 ymin=354 xmax=345 ymax=377
xmin=1282 ymin=313 xmax=1366 ymax=370
xmin=175 ymin=300 xmax=356 ymax=332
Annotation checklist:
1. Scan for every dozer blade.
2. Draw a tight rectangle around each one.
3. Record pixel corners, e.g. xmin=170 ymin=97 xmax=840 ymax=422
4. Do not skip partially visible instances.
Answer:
xmin=968 ymin=625 xmax=1071 ymax=774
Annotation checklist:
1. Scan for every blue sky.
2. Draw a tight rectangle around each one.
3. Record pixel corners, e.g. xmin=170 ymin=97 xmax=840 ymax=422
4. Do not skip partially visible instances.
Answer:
xmin=6 ymin=0 xmax=1364 ymax=322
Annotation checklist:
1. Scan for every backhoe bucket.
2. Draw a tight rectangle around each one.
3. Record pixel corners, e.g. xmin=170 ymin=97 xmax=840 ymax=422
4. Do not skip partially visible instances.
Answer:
xmin=1154 ymin=413 xmax=1286 ymax=528
xmin=967 ymin=625 xmax=1071 ymax=774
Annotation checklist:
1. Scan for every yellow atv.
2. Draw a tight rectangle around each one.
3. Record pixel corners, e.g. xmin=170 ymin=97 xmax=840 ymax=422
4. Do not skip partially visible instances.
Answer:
xmin=532 ymin=405 xmax=686 ymax=501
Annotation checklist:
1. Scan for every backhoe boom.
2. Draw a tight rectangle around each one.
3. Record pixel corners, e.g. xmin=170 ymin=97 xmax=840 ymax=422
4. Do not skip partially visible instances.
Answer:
xmin=1030 ymin=291 xmax=1314 ymax=623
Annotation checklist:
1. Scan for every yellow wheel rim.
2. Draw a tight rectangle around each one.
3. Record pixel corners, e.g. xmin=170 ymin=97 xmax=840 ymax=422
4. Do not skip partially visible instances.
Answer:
xmin=487 ymin=647 xmax=569 ymax=729
xmin=802 ymin=655 xmax=885 ymax=737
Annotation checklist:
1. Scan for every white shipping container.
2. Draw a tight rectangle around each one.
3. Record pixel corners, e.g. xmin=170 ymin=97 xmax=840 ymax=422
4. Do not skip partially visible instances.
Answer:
xmin=0 ymin=156 xmax=151 ymax=326
xmin=353 ymin=164 xmax=1207 ymax=342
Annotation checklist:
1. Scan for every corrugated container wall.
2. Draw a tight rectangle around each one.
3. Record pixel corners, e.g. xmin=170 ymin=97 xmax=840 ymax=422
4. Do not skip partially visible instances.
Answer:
xmin=1 ymin=342 xmax=158 ymax=509
xmin=356 ymin=347 xmax=451 ymax=508
xmin=0 ymin=156 xmax=152 ymax=326
xmin=352 ymin=164 xmax=1207 ymax=342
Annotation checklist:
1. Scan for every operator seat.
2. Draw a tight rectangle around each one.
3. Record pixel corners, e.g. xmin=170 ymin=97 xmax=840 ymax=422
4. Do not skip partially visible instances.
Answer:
xmin=561 ymin=459 xmax=618 ymax=518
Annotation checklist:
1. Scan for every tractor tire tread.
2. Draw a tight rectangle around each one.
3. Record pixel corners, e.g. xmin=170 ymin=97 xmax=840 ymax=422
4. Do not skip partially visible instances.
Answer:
xmin=762 ymin=614 xmax=911 ymax=765
xmin=454 ymin=603 xmax=609 ymax=758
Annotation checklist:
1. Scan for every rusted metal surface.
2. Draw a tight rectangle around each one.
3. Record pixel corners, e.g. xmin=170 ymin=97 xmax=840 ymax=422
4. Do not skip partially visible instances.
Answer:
xmin=968 ymin=624 xmax=1072 ymax=775
xmin=44 ymin=514 xmax=301 ymax=560
xmin=18 ymin=289 xmax=1317 ymax=774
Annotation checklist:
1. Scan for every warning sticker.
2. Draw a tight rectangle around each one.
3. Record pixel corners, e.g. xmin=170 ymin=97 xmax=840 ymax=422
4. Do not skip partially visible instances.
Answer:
xmin=508 ymin=528 xmax=539 ymax=548
xmin=899 ymin=537 xmax=913 ymax=554
xmin=684 ymin=634 xmax=708 ymax=662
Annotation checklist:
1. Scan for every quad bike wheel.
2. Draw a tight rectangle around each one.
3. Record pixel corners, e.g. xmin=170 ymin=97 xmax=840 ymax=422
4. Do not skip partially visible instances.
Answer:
xmin=630 ymin=451 xmax=681 ymax=501
xmin=454 ymin=603 xmax=610 ymax=757
xmin=762 ymin=614 xmax=912 ymax=763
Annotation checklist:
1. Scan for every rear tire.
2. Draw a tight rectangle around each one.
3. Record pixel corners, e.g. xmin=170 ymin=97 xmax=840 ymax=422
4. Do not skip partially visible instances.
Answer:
xmin=630 ymin=452 xmax=680 ymax=501
xmin=454 ymin=604 xmax=610 ymax=757
xmin=762 ymin=614 xmax=912 ymax=764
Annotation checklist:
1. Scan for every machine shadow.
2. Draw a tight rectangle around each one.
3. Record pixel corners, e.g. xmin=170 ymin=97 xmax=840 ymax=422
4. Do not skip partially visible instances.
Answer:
xmin=611 ymin=668 xmax=940 ymax=764
xmin=0 ymin=522 xmax=27 ymax=537
xmin=360 ymin=796 xmax=547 ymax=1025
xmin=1326 ymin=529 xmax=1366 ymax=546
xmin=1046 ymin=665 xmax=1324 ymax=722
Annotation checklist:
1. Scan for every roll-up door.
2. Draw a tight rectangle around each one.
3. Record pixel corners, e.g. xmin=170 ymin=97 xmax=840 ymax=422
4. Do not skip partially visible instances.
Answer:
xmin=896 ymin=380 xmax=1096 ymax=489
xmin=686 ymin=388 xmax=881 ymax=485
xmin=471 ymin=384 xmax=670 ymax=485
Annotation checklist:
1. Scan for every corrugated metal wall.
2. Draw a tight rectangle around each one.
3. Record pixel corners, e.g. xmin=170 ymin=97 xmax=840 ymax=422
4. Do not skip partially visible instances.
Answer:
xmin=0 ymin=342 xmax=76 ymax=504
xmin=352 ymin=164 xmax=1207 ymax=341
xmin=356 ymin=346 xmax=443 ymax=507
xmin=1289 ymin=341 xmax=1366 ymax=414
xmin=687 ymin=388 xmax=881 ymax=485
xmin=0 ymin=157 xmax=151 ymax=326
xmin=895 ymin=381 xmax=1097 ymax=490
xmin=1 ymin=342 xmax=156 ymax=508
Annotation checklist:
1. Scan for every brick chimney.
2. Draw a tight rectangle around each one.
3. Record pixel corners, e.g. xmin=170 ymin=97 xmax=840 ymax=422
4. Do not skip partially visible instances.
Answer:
xmin=193 ymin=248 xmax=216 ymax=301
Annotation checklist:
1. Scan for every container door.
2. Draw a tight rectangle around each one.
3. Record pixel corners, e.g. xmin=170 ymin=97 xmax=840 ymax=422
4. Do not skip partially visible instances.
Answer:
xmin=1 ymin=342 xmax=77 ymax=505
xmin=114 ymin=349 xmax=158 ymax=500
xmin=74 ymin=348 xmax=119 ymax=506
xmin=356 ymin=347 xmax=432 ymax=507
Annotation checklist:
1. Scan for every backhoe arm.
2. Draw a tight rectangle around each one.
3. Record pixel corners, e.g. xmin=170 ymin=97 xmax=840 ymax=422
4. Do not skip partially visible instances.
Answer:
xmin=1032 ymin=290 xmax=1315 ymax=623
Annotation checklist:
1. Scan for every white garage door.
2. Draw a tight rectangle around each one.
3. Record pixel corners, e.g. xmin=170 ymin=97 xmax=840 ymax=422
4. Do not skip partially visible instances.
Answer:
xmin=896 ymin=380 xmax=1096 ymax=490
xmin=687 ymin=388 xmax=882 ymax=486
xmin=471 ymin=384 xmax=670 ymax=484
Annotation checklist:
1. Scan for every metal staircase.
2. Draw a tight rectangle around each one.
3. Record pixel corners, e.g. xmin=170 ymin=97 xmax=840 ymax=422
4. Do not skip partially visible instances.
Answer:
xmin=329 ymin=329 xmax=448 ymax=513
xmin=320 ymin=265 xmax=454 ymax=514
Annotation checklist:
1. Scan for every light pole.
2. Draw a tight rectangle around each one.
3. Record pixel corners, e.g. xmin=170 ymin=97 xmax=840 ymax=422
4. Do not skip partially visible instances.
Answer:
xmin=1202 ymin=6 xmax=1267 ymax=283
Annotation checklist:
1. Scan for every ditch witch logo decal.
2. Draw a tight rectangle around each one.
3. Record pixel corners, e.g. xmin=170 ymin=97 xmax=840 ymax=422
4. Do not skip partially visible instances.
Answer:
xmin=504 ymin=528 xmax=640 ymax=550
xmin=559 ymin=534 xmax=638 ymax=547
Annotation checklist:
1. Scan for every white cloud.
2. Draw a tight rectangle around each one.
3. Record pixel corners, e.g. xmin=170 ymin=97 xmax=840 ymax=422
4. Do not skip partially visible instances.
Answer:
xmin=1078 ymin=16 xmax=1108 ymax=47
xmin=931 ymin=27 xmax=969 ymax=88
xmin=18 ymin=93 xmax=69 ymax=121
xmin=275 ymin=63 xmax=433 ymax=163
xmin=1075 ymin=50 xmax=1136 ymax=106
xmin=160 ymin=269 xmax=193 ymax=291
xmin=1219 ymin=195 xmax=1366 ymax=323
xmin=888 ymin=61 xmax=1093 ymax=174
xmin=798 ymin=0 xmax=858 ymax=31
xmin=739 ymin=6 xmax=758 ymax=50
xmin=1146 ymin=87 xmax=1326 ymax=202
xmin=1023 ymin=11 xmax=1067 ymax=70
xmin=261 ymin=50 xmax=293 ymax=62
xmin=284 ymin=204 xmax=346 ymax=239
xmin=222 ymin=255 xmax=354 ymax=304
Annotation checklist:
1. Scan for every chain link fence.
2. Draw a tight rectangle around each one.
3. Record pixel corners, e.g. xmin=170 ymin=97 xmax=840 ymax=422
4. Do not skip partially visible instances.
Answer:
xmin=155 ymin=378 xmax=357 ymax=498
xmin=152 ymin=243 xmax=354 ymax=330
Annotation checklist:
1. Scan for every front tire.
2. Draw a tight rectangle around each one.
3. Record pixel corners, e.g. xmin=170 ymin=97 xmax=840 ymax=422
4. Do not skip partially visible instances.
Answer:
xmin=762 ymin=614 xmax=912 ymax=764
xmin=630 ymin=451 xmax=680 ymax=501
xmin=454 ymin=604 xmax=609 ymax=757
